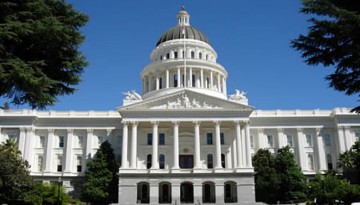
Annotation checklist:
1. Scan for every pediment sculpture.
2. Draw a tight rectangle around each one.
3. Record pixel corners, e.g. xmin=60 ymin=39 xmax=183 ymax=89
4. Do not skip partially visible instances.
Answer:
xmin=228 ymin=89 xmax=248 ymax=105
xmin=123 ymin=90 xmax=142 ymax=106
xmin=151 ymin=94 xmax=221 ymax=109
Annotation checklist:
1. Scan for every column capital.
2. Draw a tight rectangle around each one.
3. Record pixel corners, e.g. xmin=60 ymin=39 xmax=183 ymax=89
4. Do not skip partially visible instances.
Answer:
xmin=130 ymin=121 xmax=139 ymax=126
xmin=213 ymin=120 xmax=221 ymax=125
xmin=122 ymin=121 xmax=129 ymax=125
xmin=257 ymin=128 xmax=264 ymax=133
xmin=67 ymin=129 xmax=74 ymax=135
xmin=151 ymin=121 xmax=159 ymax=126
xmin=106 ymin=128 xmax=113 ymax=136
xmin=277 ymin=128 xmax=284 ymax=133
xmin=296 ymin=128 xmax=304 ymax=132
xmin=172 ymin=121 xmax=180 ymax=125
xmin=193 ymin=120 xmax=201 ymax=125
xmin=233 ymin=120 xmax=241 ymax=125
xmin=47 ymin=129 xmax=55 ymax=134
xmin=87 ymin=129 xmax=94 ymax=134
xmin=25 ymin=127 xmax=34 ymax=132
xmin=315 ymin=127 xmax=322 ymax=134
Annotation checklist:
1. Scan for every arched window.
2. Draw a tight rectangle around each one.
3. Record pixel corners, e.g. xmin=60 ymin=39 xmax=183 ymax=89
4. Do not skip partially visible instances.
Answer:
xmin=159 ymin=77 xmax=163 ymax=89
xmin=137 ymin=182 xmax=150 ymax=203
xmin=221 ymin=154 xmax=226 ymax=168
xmin=174 ymin=74 xmax=178 ymax=87
xmin=174 ymin=51 xmax=178 ymax=59
xmin=203 ymin=182 xmax=215 ymax=203
xmin=192 ymin=74 xmax=196 ymax=87
xmin=159 ymin=154 xmax=165 ymax=169
xmin=224 ymin=181 xmax=237 ymax=203
xmin=199 ymin=52 xmax=202 ymax=59
xmin=159 ymin=182 xmax=171 ymax=204
xmin=207 ymin=154 xmax=213 ymax=169
xmin=147 ymin=154 xmax=152 ymax=169
xmin=166 ymin=53 xmax=170 ymax=60
xmin=191 ymin=51 xmax=195 ymax=59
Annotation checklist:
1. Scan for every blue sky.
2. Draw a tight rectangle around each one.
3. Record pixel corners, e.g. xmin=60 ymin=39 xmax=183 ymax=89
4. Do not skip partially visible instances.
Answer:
xmin=2 ymin=1 xmax=358 ymax=111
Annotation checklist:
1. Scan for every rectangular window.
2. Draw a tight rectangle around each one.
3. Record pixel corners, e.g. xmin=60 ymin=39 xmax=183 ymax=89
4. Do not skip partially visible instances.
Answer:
xmin=306 ymin=134 xmax=313 ymax=147
xmin=147 ymin=133 xmax=153 ymax=145
xmin=78 ymin=136 xmax=84 ymax=148
xmin=287 ymin=135 xmax=293 ymax=147
xmin=207 ymin=133 xmax=213 ymax=145
xmin=39 ymin=136 xmax=45 ymax=148
xmin=38 ymin=155 xmax=44 ymax=172
xmin=220 ymin=133 xmax=225 ymax=145
xmin=159 ymin=133 xmax=165 ymax=145
xmin=174 ymin=51 xmax=178 ymax=59
xmin=267 ymin=135 xmax=273 ymax=147
xmin=57 ymin=155 xmax=62 ymax=172
xmin=59 ymin=136 xmax=64 ymax=148
xmin=324 ymin=134 xmax=331 ymax=146
xmin=77 ymin=156 xmax=82 ymax=172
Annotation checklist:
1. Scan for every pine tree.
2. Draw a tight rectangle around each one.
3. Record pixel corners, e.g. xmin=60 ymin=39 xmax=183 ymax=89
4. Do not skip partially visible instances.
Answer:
xmin=82 ymin=141 xmax=119 ymax=204
xmin=0 ymin=0 xmax=88 ymax=109
xmin=252 ymin=149 xmax=279 ymax=204
xmin=291 ymin=0 xmax=360 ymax=112
xmin=275 ymin=146 xmax=308 ymax=203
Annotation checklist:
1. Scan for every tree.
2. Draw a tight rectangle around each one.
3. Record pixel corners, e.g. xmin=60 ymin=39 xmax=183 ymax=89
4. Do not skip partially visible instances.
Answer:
xmin=275 ymin=146 xmax=308 ymax=203
xmin=308 ymin=171 xmax=360 ymax=204
xmin=0 ymin=0 xmax=88 ymax=109
xmin=291 ymin=0 xmax=360 ymax=113
xmin=0 ymin=139 xmax=33 ymax=204
xmin=82 ymin=141 xmax=119 ymax=204
xmin=338 ymin=141 xmax=360 ymax=184
xmin=252 ymin=149 xmax=278 ymax=203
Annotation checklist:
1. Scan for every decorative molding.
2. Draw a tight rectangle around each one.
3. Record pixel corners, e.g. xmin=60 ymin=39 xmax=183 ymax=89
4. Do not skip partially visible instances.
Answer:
xmin=150 ymin=94 xmax=221 ymax=109
xmin=86 ymin=129 xmax=94 ymax=134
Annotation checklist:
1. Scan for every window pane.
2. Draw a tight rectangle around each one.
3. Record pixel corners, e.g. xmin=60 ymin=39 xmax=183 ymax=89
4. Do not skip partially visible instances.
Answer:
xmin=159 ymin=133 xmax=165 ymax=145
xmin=207 ymin=133 xmax=213 ymax=145
xmin=147 ymin=133 xmax=153 ymax=145
xmin=220 ymin=133 xmax=225 ymax=145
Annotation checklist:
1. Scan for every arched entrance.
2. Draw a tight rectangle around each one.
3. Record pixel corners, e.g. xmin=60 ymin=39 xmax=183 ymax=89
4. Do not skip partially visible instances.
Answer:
xmin=180 ymin=182 xmax=194 ymax=203
xmin=137 ymin=182 xmax=150 ymax=204
xmin=159 ymin=182 xmax=171 ymax=204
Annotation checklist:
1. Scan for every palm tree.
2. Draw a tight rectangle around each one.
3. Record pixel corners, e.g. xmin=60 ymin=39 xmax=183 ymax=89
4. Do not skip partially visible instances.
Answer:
xmin=0 ymin=138 xmax=21 ymax=157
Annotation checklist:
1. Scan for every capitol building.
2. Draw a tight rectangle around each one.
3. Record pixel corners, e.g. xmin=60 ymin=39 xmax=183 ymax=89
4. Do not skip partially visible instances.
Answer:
xmin=1 ymin=7 xmax=360 ymax=205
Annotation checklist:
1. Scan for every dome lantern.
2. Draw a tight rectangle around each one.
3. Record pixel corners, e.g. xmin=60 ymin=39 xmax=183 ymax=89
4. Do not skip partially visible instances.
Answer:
xmin=177 ymin=6 xmax=190 ymax=26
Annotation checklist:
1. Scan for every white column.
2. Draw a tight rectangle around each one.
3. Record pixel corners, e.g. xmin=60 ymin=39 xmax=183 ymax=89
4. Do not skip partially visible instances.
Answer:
xmin=245 ymin=123 xmax=252 ymax=167
xmin=166 ymin=69 xmax=170 ymax=88
xmin=183 ymin=66 xmax=187 ymax=88
xmin=200 ymin=68 xmax=204 ymax=88
xmin=336 ymin=126 xmax=346 ymax=153
xmin=18 ymin=127 xmax=26 ymax=158
xmin=85 ymin=129 xmax=93 ymax=171
xmin=151 ymin=121 xmax=159 ymax=169
xmin=241 ymin=125 xmax=247 ymax=166
xmin=343 ymin=126 xmax=353 ymax=150
xmin=235 ymin=121 xmax=242 ymax=168
xmin=210 ymin=71 xmax=213 ymax=89
xmin=121 ymin=121 xmax=129 ymax=169
xmin=130 ymin=121 xmax=138 ymax=169
xmin=217 ymin=73 xmax=221 ymax=91
xmin=64 ymin=129 xmax=74 ymax=173
xmin=315 ymin=128 xmax=327 ymax=171
xmin=177 ymin=67 xmax=181 ymax=88
xmin=155 ymin=73 xmax=160 ymax=90
xmin=277 ymin=128 xmax=286 ymax=148
xmin=296 ymin=128 xmax=306 ymax=170
xmin=24 ymin=127 xmax=34 ymax=164
xmin=222 ymin=76 xmax=227 ymax=95
xmin=214 ymin=121 xmax=222 ymax=169
xmin=194 ymin=121 xmax=201 ymax=169
xmin=44 ymin=129 xmax=54 ymax=172
xmin=189 ymin=67 xmax=193 ymax=87
xmin=172 ymin=121 xmax=180 ymax=169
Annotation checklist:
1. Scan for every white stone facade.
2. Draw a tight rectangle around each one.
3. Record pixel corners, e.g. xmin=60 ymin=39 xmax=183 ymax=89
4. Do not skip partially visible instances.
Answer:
xmin=1 ymin=8 xmax=360 ymax=205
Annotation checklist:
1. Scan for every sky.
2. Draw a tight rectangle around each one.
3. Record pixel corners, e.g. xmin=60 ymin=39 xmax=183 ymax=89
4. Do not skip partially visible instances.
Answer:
xmin=2 ymin=1 xmax=358 ymax=111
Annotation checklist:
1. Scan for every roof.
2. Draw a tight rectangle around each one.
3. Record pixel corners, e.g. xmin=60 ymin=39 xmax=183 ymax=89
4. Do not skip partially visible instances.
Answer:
xmin=156 ymin=25 xmax=210 ymax=46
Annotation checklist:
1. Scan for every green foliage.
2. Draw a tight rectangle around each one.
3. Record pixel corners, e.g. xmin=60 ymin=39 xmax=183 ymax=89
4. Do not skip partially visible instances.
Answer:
xmin=82 ymin=141 xmax=119 ymax=204
xmin=253 ymin=146 xmax=308 ymax=204
xmin=338 ymin=141 xmax=360 ymax=184
xmin=24 ymin=182 xmax=81 ymax=205
xmin=0 ymin=0 xmax=88 ymax=109
xmin=275 ymin=146 xmax=308 ymax=203
xmin=308 ymin=171 xmax=360 ymax=204
xmin=0 ymin=139 xmax=33 ymax=203
xmin=252 ymin=149 xmax=278 ymax=203
xmin=291 ymin=0 xmax=360 ymax=113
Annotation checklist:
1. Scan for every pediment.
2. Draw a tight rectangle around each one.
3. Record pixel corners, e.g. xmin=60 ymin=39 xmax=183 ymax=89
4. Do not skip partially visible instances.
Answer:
xmin=118 ymin=89 xmax=253 ymax=112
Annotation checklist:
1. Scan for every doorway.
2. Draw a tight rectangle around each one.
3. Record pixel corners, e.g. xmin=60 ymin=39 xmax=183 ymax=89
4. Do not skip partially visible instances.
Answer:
xmin=179 ymin=155 xmax=193 ymax=169
xmin=180 ymin=182 xmax=194 ymax=203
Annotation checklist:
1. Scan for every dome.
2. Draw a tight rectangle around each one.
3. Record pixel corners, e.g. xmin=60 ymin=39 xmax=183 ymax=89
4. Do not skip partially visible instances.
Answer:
xmin=156 ymin=25 xmax=210 ymax=46
xmin=155 ymin=7 xmax=210 ymax=46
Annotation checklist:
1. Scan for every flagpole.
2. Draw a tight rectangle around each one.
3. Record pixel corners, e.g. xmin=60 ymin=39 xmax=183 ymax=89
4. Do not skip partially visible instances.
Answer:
xmin=183 ymin=25 xmax=186 ymax=88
